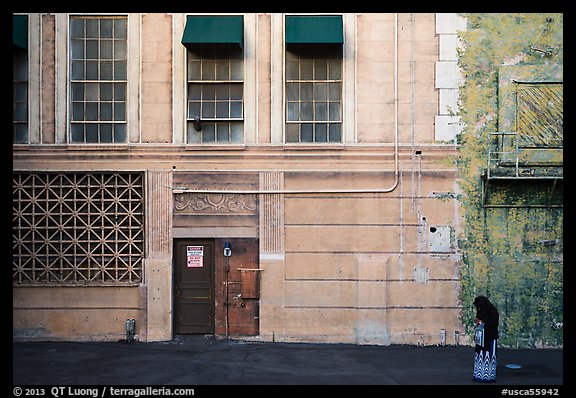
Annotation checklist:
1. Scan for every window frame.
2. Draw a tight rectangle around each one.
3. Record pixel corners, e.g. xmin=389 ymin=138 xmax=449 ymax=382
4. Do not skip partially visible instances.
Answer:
xmin=185 ymin=44 xmax=245 ymax=144
xmin=13 ymin=44 xmax=29 ymax=144
xmin=284 ymin=43 xmax=343 ymax=143
xmin=67 ymin=14 xmax=129 ymax=144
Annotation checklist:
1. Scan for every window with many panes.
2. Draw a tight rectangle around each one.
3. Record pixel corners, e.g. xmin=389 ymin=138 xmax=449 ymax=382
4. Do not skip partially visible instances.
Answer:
xmin=13 ymin=46 xmax=28 ymax=144
xmin=285 ymin=44 xmax=342 ymax=143
xmin=69 ymin=16 xmax=127 ymax=143
xmin=186 ymin=45 xmax=244 ymax=144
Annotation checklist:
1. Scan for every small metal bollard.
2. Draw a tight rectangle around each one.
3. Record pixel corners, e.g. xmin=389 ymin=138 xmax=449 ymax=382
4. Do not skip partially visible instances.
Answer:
xmin=455 ymin=331 xmax=460 ymax=346
xmin=440 ymin=329 xmax=446 ymax=346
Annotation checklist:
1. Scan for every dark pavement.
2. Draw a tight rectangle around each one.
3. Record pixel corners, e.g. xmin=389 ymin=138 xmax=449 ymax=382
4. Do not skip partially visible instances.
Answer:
xmin=13 ymin=335 xmax=564 ymax=390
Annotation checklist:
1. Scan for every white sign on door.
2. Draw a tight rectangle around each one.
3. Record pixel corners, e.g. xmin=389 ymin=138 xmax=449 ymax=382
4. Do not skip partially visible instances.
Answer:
xmin=186 ymin=246 xmax=204 ymax=268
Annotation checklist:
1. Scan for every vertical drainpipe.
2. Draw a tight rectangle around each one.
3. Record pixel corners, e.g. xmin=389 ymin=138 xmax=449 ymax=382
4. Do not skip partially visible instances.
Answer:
xmin=396 ymin=13 xmax=403 ymax=283
xmin=387 ymin=12 xmax=398 ymax=345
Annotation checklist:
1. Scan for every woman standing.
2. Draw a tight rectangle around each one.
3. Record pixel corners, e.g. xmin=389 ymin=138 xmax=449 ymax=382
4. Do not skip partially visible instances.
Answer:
xmin=473 ymin=295 xmax=499 ymax=382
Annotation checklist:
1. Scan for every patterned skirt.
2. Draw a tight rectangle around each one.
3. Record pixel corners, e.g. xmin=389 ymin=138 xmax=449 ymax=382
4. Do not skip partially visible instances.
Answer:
xmin=473 ymin=339 xmax=497 ymax=382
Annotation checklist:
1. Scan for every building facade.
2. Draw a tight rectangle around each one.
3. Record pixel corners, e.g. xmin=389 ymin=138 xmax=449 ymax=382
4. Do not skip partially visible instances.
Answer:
xmin=13 ymin=13 xmax=468 ymax=345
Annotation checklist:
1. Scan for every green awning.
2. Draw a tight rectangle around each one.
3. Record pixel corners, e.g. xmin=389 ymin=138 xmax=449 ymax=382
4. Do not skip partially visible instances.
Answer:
xmin=285 ymin=15 xmax=343 ymax=44
xmin=181 ymin=15 xmax=244 ymax=48
xmin=13 ymin=15 xmax=28 ymax=50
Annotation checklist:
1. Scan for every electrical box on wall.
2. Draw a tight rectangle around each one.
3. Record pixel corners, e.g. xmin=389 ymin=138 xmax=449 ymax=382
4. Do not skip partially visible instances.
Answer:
xmin=428 ymin=225 xmax=452 ymax=252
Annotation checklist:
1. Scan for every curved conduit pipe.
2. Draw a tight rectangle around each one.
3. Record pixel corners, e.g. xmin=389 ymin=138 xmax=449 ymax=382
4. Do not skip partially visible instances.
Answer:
xmin=173 ymin=13 xmax=399 ymax=196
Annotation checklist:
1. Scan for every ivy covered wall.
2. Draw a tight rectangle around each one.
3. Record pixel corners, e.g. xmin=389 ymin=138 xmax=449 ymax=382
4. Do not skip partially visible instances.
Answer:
xmin=456 ymin=13 xmax=563 ymax=348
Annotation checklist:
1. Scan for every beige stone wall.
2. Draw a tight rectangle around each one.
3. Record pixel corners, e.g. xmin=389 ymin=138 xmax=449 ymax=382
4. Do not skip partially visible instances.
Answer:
xmin=141 ymin=13 xmax=172 ymax=143
xmin=13 ymin=13 xmax=464 ymax=345
xmin=13 ymin=287 xmax=144 ymax=341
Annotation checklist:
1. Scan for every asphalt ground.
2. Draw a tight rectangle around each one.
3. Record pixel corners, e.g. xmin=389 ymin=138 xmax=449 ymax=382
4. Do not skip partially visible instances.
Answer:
xmin=12 ymin=335 xmax=565 ymax=396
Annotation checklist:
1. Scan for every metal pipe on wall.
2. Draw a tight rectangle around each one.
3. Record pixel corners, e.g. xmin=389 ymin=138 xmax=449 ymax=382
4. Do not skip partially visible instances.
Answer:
xmin=172 ymin=13 xmax=400 ymax=196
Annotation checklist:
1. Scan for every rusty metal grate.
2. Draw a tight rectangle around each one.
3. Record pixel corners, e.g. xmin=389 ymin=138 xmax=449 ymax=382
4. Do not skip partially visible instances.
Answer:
xmin=13 ymin=172 xmax=144 ymax=285
xmin=516 ymin=82 xmax=563 ymax=148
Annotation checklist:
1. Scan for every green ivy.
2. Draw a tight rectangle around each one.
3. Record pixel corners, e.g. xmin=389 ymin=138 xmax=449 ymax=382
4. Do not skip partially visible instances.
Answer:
xmin=456 ymin=13 xmax=563 ymax=348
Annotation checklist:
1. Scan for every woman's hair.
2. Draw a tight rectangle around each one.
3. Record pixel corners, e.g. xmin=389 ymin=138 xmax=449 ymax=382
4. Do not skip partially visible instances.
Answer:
xmin=473 ymin=295 xmax=491 ymax=309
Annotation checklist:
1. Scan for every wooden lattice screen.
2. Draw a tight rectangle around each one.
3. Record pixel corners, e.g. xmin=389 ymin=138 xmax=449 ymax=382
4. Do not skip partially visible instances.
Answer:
xmin=13 ymin=172 xmax=144 ymax=285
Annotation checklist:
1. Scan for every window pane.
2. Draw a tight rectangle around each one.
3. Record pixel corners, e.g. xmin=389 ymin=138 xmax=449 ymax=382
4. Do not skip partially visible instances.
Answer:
xmin=329 ymin=83 xmax=341 ymax=100
xmin=230 ymin=122 xmax=243 ymax=143
xmin=315 ymin=83 xmax=328 ymax=101
xmin=230 ymin=84 xmax=242 ymax=100
xmin=216 ymin=102 xmax=229 ymax=118
xmin=113 ymin=123 xmax=127 ymax=142
xmin=230 ymin=102 xmax=243 ymax=118
xmin=85 ymin=83 xmax=99 ymax=101
xmin=315 ymin=123 xmax=328 ymax=142
xmin=314 ymin=59 xmax=327 ymax=80
xmin=203 ymin=85 xmax=215 ymax=100
xmin=114 ymin=40 xmax=127 ymax=60
xmin=329 ymin=103 xmax=341 ymax=121
xmin=113 ymin=61 xmax=127 ymax=80
xmin=70 ymin=18 xmax=85 ymax=39
xmin=300 ymin=102 xmax=313 ymax=121
xmin=100 ymin=61 xmax=113 ymax=80
xmin=328 ymin=59 xmax=342 ymax=79
xmin=217 ymin=123 xmax=229 ymax=142
xmin=100 ymin=19 xmax=113 ymax=38
xmin=315 ymin=103 xmax=328 ymax=121
xmin=188 ymin=60 xmax=201 ymax=80
xmin=13 ymin=51 xmax=28 ymax=80
xmin=202 ymin=123 xmax=215 ymax=142
xmin=14 ymin=102 xmax=27 ymax=121
xmin=14 ymin=82 xmax=27 ymax=102
xmin=71 ymin=61 xmax=85 ymax=80
xmin=188 ymin=102 xmax=201 ymax=119
xmin=202 ymin=102 xmax=215 ymax=118
xmin=300 ymin=59 xmax=313 ymax=80
xmin=187 ymin=123 xmax=202 ymax=143
xmin=215 ymin=85 xmax=229 ymax=100
xmin=329 ymin=123 xmax=342 ymax=142
xmin=71 ymin=39 xmax=85 ymax=60
xmin=301 ymin=123 xmax=313 ymax=142
xmin=286 ymin=61 xmax=299 ymax=80
xmin=86 ymin=40 xmax=98 ymax=59
xmin=230 ymin=60 xmax=243 ymax=80
xmin=188 ymin=84 xmax=201 ymax=101
xmin=100 ymin=40 xmax=113 ymax=59
xmin=86 ymin=61 xmax=98 ymax=79
xmin=216 ymin=61 xmax=229 ymax=80
xmin=286 ymin=124 xmax=299 ymax=143
xmin=114 ymin=18 xmax=127 ymax=39
xmin=100 ymin=123 xmax=113 ymax=142
xmin=14 ymin=124 xmax=28 ymax=144
xmin=114 ymin=102 xmax=126 ymax=121
xmin=100 ymin=103 xmax=112 ymax=121
xmin=86 ymin=124 xmax=98 ymax=142
xmin=70 ymin=124 xmax=84 ymax=142
xmin=114 ymin=83 xmax=126 ymax=101
xmin=301 ymin=83 xmax=313 ymax=101
xmin=85 ymin=103 xmax=98 ymax=120
xmin=72 ymin=102 xmax=84 ymax=121
xmin=100 ymin=83 xmax=112 ymax=101
xmin=86 ymin=19 xmax=98 ymax=38
xmin=201 ymin=61 xmax=215 ymax=80
xmin=287 ymin=103 xmax=298 ymax=121
xmin=286 ymin=83 xmax=298 ymax=101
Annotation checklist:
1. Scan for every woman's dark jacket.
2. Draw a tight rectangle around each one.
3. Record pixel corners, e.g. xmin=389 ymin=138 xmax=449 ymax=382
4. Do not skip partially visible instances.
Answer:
xmin=474 ymin=296 xmax=499 ymax=342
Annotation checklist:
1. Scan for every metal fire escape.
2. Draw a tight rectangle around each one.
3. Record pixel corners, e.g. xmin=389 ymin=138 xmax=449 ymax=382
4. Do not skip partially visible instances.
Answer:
xmin=481 ymin=82 xmax=563 ymax=208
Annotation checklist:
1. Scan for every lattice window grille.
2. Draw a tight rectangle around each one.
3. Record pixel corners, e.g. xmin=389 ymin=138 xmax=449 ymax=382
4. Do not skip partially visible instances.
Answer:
xmin=13 ymin=172 xmax=144 ymax=285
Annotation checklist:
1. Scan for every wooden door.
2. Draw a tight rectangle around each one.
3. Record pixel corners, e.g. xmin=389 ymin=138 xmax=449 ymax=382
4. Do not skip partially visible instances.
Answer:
xmin=174 ymin=239 xmax=215 ymax=334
